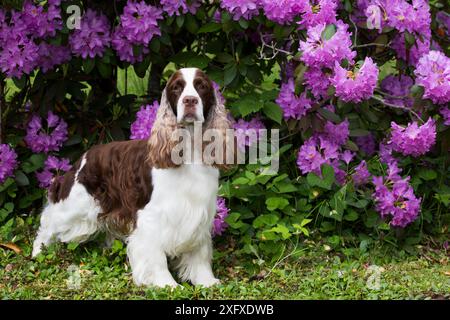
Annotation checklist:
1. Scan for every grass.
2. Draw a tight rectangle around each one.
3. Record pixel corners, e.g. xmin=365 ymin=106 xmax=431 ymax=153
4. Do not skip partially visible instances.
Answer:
xmin=1 ymin=229 xmax=449 ymax=300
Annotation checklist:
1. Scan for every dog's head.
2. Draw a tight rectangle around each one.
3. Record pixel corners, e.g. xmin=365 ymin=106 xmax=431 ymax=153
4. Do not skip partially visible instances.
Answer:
xmin=148 ymin=68 xmax=231 ymax=169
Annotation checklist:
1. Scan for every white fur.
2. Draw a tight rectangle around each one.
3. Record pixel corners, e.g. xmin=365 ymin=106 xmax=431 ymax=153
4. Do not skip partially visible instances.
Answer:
xmin=32 ymin=155 xmax=101 ymax=257
xmin=177 ymin=68 xmax=205 ymax=123
xmin=127 ymin=164 xmax=220 ymax=287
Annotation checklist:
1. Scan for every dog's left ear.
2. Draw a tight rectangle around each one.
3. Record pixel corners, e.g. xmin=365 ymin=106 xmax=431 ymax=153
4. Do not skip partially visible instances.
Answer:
xmin=203 ymin=87 xmax=234 ymax=170
xmin=147 ymin=89 xmax=180 ymax=169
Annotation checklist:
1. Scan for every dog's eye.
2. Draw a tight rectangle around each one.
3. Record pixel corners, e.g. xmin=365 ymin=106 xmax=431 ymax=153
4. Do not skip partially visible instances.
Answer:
xmin=172 ymin=85 xmax=181 ymax=92
xmin=196 ymin=82 xmax=206 ymax=90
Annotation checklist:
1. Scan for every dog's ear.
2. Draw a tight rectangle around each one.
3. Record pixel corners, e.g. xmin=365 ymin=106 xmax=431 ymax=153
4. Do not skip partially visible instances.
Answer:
xmin=147 ymin=89 xmax=180 ymax=169
xmin=203 ymin=88 xmax=234 ymax=170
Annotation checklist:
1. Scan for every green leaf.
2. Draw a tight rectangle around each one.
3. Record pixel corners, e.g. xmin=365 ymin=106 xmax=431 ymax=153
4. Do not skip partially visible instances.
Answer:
xmin=410 ymin=84 xmax=424 ymax=98
xmin=270 ymin=224 xmax=291 ymax=240
xmin=133 ymin=55 xmax=151 ymax=78
xmin=417 ymin=169 xmax=437 ymax=181
xmin=12 ymin=76 xmax=27 ymax=90
xmin=231 ymin=95 xmax=263 ymax=117
xmin=349 ymin=129 xmax=371 ymax=137
xmin=232 ymin=177 xmax=250 ymax=185
xmin=21 ymin=154 xmax=45 ymax=173
xmin=321 ymin=24 xmax=337 ymax=40
xmin=0 ymin=178 xmax=15 ymax=192
xmin=263 ymin=102 xmax=282 ymax=124
xmin=253 ymin=214 xmax=279 ymax=228
xmin=224 ymin=65 xmax=237 ymax=86
xmin=97 ymin=61 xmax=112 ymax=78
xmin=238 ymin=19 xmax=249 ymax=29
xmin=176 ymin=15 xmax=185 ymax=28
xmin=82 ymin=58 xmax=95 ymax=74
xmin=198 ymin=22 xmax=222 ymax=33
xmin=215 ymin=52 xmax=234 ymax=63
xmin=364 ymin=210 xmax=380 ymax=228
xmin=225 ymin=212 xmax=246 ymax=229
xmin=306 ymin=164 xmax=335 ymax=190
xmin=329 ymin=186 xmax=347 ymax=221
xmin=404 ymin=31 xmax=416 ymax=49
xmin=67 ymin=242 xmax=79 ymax=251
xmin=185 ymin=15 xmax=199 ymax=34
xmin=15 ymin=171 xmax=29 ymax=187
xmin=318 ymin=108 xmax=341 ymax=123
xmin=266 ymin=197 xmax=290 ymax=211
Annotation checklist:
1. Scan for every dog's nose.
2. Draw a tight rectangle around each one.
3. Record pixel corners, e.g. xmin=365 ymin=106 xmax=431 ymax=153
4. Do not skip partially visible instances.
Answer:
xmin=183 ymin=96 xmax=199 ymax=105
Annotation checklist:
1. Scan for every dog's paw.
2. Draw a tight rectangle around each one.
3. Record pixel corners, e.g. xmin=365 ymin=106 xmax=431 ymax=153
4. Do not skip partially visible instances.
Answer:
xmin=194 ymin=278 xmax=221 ymax=288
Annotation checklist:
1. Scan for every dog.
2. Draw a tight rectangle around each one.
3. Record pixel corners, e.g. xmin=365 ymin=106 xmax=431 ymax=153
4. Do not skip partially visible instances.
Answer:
xmin=32 ymin=68 xmax=231 ymax=288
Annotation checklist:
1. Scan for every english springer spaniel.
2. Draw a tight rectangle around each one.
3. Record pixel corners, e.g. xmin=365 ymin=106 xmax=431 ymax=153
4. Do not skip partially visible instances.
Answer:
xmin=32 ymin=68 xmax=231 ymax=288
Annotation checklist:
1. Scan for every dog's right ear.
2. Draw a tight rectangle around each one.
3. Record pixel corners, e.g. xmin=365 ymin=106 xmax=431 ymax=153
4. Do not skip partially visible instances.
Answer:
xmin=147 ymin=89 xmax=180 ymax=169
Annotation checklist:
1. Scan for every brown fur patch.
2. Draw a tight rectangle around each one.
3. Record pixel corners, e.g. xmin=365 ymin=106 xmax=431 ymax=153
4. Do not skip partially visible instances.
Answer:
xmin=76 ymin=140 xmax=153 ymax=235
xmin=48 ymin=159 xmax=81 ymax=204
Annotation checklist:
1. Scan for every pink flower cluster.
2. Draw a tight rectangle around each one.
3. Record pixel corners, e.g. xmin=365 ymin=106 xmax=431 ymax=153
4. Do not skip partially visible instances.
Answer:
xmin=389 ymin=118 xmax=436 ymax=157
xmin=372 ymin=163 xmax=421 ymax=228
xmin=130 ymin=102 xmax=160 ymax=140
xmin=25 ymin=112 xmax=68 ymax=154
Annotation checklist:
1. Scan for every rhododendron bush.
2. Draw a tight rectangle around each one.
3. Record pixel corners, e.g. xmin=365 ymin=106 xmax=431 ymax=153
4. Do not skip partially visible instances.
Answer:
xmin=0 ymin=0 xmax=449 ymax=261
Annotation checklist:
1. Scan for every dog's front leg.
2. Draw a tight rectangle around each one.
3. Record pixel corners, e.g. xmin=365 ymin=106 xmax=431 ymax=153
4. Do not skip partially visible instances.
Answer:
xmin=177 ymin=237 xmax=220 ymax=287
xmin=127 ymin=229 xmax=178 ymax=288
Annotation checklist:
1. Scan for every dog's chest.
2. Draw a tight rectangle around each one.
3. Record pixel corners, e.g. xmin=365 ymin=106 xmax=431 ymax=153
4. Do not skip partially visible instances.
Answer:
xmin=152 ymin=164 xmax=219 ymax=204
xmin=148 ymin=165 xmax=219 ymax=252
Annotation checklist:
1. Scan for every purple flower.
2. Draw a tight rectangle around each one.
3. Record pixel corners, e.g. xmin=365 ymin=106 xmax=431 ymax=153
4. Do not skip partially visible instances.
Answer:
xmin=330 ymin=57 xmax=379 ymax=103
xmin=261 ymin=0 xmax=305 ymax=24
xmin=25 ymin=112 xmax=68 ymax=153
xmin=130 ymin=102 xmax=160 ymax=140
xmin=391 ymin=33 xmax=430 ymax=66
xmin=380 ymin=75 xmax=414 ymax=108
xmin=298 ymin=0 xmax=337 ymax=29
xmin=352 ymin=160 xmax=370 ymax=186
xmin=300 ymin=20 xmax=355 ymax=69
xmin=37 ymin=43 xmax=71 ymax=73
xmin=389 ymin=118 xmax=436 ymax=157
xmin=112 ymin=2 xmax=163 ymax=63
xmin=112 ymin=28 xmax=149 ymax=63
xmin=220 ymin=0 xmax=260 ymax=20
xmin=120 ymin=1 xmax=163 ymax=44
xmin=322 ymin=119 xmax=349 ymax=146
xmin=161 ymin=0 xmax=200 ymax=16
xmin=0 ymin=29 xmax=39 ymax=78
xmin=69 ymin=9 xmax=111 ymax=59
xmin=233 ymin=116 xmax=266 ymax=150
xmin=276 ymin=78 xmax=313 ymax=120
xmin=414 ymin=50 xmax=450 ymax=105
xmin=372 ymin=173 xmax=421 ymax=228
xmin=0 ymin=144 xmax=18 ymax=184
xmin=379 ymin=142 xmax=397 ymax=166
xmin=341 ymin=150 xmax=354 ymax=165
xmin=436 ymin=11 xmax=450 ymax=37
xmin=440 ymin=108 xmax=450 ymax=126
xmin=303 ymin=67 xmax=332 ymax=98
xmin=387 ymin=0 xmax=430 ymax=34
xmin=20 ymin=0 xmax=63 ymax=38
xmin=296 ymin=136 xmax=339 ymax=175
xmin=356 ymin=134 xmax=376 ymax=156
xmin=212 ymin=197 xmax=230 ymax=236
xmin=36 ymin=156 xmax=72 ymax=188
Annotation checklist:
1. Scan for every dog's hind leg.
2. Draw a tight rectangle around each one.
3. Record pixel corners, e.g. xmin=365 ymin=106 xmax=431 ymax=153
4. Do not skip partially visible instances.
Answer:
xmin=32 ymin=181 xmax=101 ymax=257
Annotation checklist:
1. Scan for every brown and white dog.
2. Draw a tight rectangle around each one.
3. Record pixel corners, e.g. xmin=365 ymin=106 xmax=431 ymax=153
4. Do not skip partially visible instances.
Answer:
xmin=32 ymin=68 xmax=231 ymax=288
